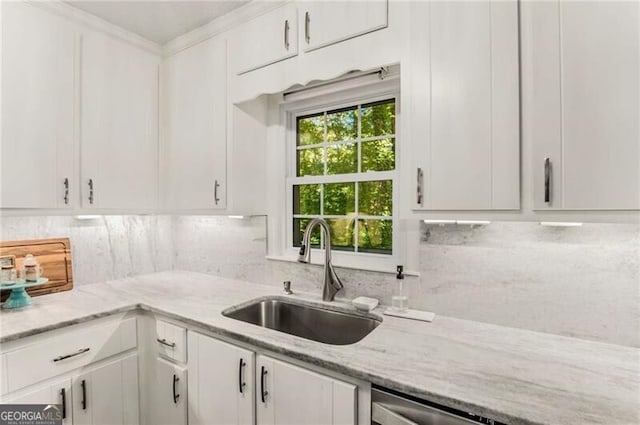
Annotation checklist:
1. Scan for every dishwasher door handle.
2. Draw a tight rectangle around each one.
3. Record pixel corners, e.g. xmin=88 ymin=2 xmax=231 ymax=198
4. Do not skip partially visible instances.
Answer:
xmin=372 ymin=402 xmax=419 ymax=425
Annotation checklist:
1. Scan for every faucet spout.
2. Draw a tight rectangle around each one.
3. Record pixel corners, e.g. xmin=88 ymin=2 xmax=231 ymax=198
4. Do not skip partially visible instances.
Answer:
xmin=297 ymin=218 xmax=344 ymax=301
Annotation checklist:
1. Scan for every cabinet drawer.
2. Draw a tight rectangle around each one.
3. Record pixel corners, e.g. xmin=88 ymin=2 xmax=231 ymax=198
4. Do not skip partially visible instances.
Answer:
xmin=2 ymin=317 xmax=137 ymax=394
xmin=155 ymin=320 xmax=187 ymax=363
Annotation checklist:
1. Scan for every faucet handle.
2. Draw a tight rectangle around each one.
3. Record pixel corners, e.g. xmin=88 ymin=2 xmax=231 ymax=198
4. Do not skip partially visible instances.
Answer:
xmin=283 ymin=281 xmax=293 ymax=295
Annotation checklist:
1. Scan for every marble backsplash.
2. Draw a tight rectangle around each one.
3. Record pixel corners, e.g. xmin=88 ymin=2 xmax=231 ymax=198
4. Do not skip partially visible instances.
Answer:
xmin=1 ymin=214 xmax=638 ymax=347
xmin=0 ymin=215 xmax=173 ymax=285
xmin=171 ymin=216 xmax=640 ymax=347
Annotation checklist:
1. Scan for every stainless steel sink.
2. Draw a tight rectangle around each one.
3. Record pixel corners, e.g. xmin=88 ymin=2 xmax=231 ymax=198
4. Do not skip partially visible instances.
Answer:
xmin=223 ymin=298 xmax=381 ymax=345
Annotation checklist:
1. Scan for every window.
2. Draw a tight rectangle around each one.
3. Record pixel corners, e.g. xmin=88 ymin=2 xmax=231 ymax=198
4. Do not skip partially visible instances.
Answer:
xmin=288 ymin=97 xmax=397 ymax=256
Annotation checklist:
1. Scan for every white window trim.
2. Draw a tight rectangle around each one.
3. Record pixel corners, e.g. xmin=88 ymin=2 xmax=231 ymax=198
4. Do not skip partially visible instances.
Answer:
xmin=276 ymin=75 xmax=403 ymax=273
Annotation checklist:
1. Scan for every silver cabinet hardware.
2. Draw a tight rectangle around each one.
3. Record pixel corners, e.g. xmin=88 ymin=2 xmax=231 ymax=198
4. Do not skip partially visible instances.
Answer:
xmin=80 ymin=379 xmax=87 ymax=410
xmin=63 ymin=178 xmax=69 ymax=205
xmin=544 ymin=158 xmax=551 ymax=203
xmin=172 ymin=374 xmax=180 ymax=404
xmin=416 ymin=168 xmax=424 ymax=206
xmin=156 ymin=338 xmax=176 ymax=348
xmin=214 ymin=180 xmax=220 ymax=205
xmin=53 ymin=347 xmax=90 ymax=362
xmin=284 ymin=19 xmax=290 ymax=50
xmin=88 ymin=179 xmax=94 ymax=205
xmin=60 ymin=388 xmax=67 ymax=419
xmin=238 ymin=358 xmax=246 ymax=394
xmin=260 ymin=366 xmax=268 ymax=403
xmin=305 ymin=12 xmax=310 ymax=43
xmin=283 ymin=280 xmax=293 ymax=295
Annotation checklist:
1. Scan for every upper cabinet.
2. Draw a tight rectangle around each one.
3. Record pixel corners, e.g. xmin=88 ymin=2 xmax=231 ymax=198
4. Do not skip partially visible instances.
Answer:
xmin=411 ymin=0 xmax=520 ymax=210
xmin=1 ymin=2 xmax=75 ymax=209
xmin=230 ymin=3 xmax=298 ymax=75
xmin=230 ymin=1 xmax=389 ymax=75
xmin=523 ymin=1 xmax=640 ymax=211
xmin=300 ymin=0 xmax=388 ymax=53
xmin=81 ymin=31 xmax=160 ymax=210
xmin=160 ymin=37 xmax=227 ymax=210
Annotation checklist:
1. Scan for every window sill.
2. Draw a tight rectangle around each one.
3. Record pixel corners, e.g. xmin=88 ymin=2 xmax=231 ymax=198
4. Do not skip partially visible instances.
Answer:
xmin=265 ymin=254 xmax=420 ymax=277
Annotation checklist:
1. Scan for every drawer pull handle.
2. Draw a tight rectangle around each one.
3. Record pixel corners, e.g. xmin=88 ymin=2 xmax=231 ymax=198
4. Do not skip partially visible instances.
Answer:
xmin=172 ymin=374 xmax=180 ymax=404
xmin=156 ymin=338 xmax=176 ymax=348
xmin=81 ymin=379 xmax=87 ymax=410
xmin=260 ymin=366 xmax=268 ymax=403
xmin=238 ymin=358 xmax=246 ymax=394
xmin=53 ymin=347 xmax=90 ymax=362
xmin=60 ymin=388 xmax=67 ymax=419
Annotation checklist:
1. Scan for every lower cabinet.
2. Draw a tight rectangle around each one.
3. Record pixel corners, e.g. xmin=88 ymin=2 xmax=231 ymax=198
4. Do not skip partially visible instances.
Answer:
xmin=73 ymin=354 xmax=140 ymax=425
xmin=256 ymin=355 xmax=357 ymax=425
xmin=151 ymin=357 xmax=187 ymax=425
xmin=188 ymin=331 xmax=254 ymax=425
xmin=188 ymin=330 xmax=357 ymax=425
xmin=5 ymin=378 xmax=73 ymax=425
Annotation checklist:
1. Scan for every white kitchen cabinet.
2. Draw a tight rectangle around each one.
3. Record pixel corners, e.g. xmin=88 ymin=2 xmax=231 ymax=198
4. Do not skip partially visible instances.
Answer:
xmin=187 ymin=331 xmax=254 ymax=425
xmin=4 ymin=378 xmax=72 ymax=425
xmin=73 ymin=354 xmax=140 ymax=425
xmin=150 ymin=357 xmax=187 ymax=425
xmin=300 ymin=0 xmax=388 ymax=53
xmin=81 ymin=30 xmax=159 ymax=210
xmin=411 ymin=0 xmax=520 ymax=210
xmin=523 ymin=1 xmax=640 ymax=210
xmin=160 ymin=36 xmax=227 ymax=210
xmin=229 ymin=2 xmax=298 ymax=74
xmin=0 ymin=1 xmax=75 ymax=208
xmin=256 ymin=354 xmax=357 ymax=425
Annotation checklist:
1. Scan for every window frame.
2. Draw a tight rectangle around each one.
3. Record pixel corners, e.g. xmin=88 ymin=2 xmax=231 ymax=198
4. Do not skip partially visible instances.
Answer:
xmin=283 ymin=79 xmax=402 ymax=272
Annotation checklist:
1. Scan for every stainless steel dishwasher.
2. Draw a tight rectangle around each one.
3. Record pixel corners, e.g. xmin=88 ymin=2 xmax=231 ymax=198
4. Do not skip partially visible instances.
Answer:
xmin=371 ymin=387 xmax=507 ymax=425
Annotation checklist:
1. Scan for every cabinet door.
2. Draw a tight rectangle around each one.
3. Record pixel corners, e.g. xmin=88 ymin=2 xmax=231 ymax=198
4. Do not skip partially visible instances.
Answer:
xmin=161 ymin=36 xmax=227 ymax=210
xmin=150 ymin=357 xmax=187 ymax=425
xmin=524 ymin=1 xmax=640 ymax=210
xmin=1 ymin=2 xmax=75 ymax=208
xmin=81 ymin=31 xmax=159 ymax=210
xmin=230 ymin=3 xmax=297 ymax=74
xmin=3 ymin=378 xmax=72 ymax=425
xmin=301 ymin=0 xmax=387 ymax=53
xmin=187 ymin=332 xmax=254 ymax=425
xmin=73 ymin=354 xmax=139 ymax=425
xmin=256 ymin=355 xmax=356 ymax=425
xmin=411 ymin=0 xmax=519 ymax=210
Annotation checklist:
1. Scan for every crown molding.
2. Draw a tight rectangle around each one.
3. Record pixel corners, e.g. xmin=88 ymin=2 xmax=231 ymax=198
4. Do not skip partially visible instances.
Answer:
xmin=162 ymin=0 xmax=288 ymax=57
xmin=27 ymin=0 xmax=163 ymax=56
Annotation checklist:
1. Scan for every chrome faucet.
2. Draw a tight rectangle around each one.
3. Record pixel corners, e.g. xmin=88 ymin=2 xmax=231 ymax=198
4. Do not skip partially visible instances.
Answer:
xmin=297 ymin=218 xmax=344 ymax=301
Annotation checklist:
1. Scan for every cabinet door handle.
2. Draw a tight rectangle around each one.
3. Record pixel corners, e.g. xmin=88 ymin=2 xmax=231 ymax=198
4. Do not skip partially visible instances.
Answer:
xmin=260 ymin=366 xmax=268 ymax=403
xmin=53 ymin=347 xmax=90 ymax=362
xmin=156 ymin=338 xmax=176 ymax=348
xmin=544 ymin=158 xmax=551 ymax=203
xmin=81 ymin=379 xmax=87 ymax=410
xmin=214 ymin=180 xmax=220 ymax=205
xmin=284 ymin=19 xmax=290 ymax=50
xmin=172 ymin=374 xmax=180 ymax=404
xmin=88 ymin=179 xmax=94 ymax=205
xmin=305 ymin=12 xmax=310 ymax=43
xmin=63 ymin=178 xmax=69 ymax=205
xmin=416 ymin=168 xmax=424 ymax=206
xmin=238 ymin=358 xmax=246 ymax=394
xmin=60 ymin=388 xmax=67 ymax=419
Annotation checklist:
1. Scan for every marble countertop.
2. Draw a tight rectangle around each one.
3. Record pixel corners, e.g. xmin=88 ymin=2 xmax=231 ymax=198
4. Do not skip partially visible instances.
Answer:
xmin=1 ymin=271 xmax=638 ymax=425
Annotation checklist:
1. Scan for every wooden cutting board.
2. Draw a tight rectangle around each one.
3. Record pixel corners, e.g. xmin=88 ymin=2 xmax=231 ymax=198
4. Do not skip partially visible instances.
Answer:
xmin=0 ymin=238 xmax=73 ymax=302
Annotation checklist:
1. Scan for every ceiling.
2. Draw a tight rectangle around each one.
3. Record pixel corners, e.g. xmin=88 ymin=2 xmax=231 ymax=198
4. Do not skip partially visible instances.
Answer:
xmin=66 ymin=1 xmax=249 ymax=45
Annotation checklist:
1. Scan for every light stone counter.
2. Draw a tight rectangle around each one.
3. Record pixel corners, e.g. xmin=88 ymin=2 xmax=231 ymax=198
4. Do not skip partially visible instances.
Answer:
xmin=1 ymin=271 xmax=638 ymax=425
